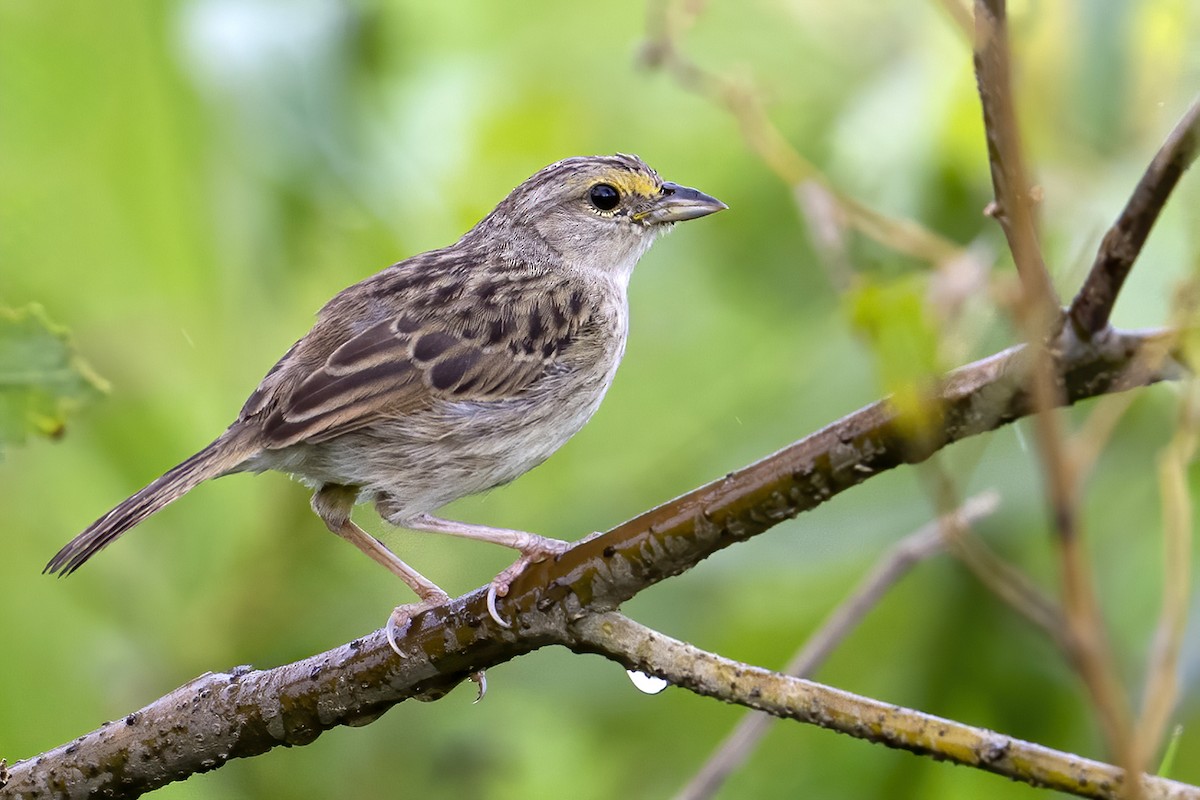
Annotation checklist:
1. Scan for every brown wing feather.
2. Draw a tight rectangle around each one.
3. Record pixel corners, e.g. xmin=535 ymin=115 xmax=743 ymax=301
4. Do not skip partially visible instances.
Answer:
xmin=247 ymin=273 xmax=587 ymax=450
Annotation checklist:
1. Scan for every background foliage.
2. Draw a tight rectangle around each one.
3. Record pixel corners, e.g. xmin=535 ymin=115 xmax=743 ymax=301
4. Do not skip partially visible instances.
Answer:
xmin=2 ymin=1 xmax=1199 ymax=797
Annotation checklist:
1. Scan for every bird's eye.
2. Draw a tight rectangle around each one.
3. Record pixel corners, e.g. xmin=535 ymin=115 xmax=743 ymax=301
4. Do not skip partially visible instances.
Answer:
xmin=588 ymin=183 xmax=621 ymax=212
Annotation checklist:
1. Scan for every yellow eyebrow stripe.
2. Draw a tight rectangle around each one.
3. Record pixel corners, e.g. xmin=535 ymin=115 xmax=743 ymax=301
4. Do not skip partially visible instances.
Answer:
xmin=613 ymin=172 xmax=661 ymax=197
xmin=568 ymin=170 xmax=661 ymax=199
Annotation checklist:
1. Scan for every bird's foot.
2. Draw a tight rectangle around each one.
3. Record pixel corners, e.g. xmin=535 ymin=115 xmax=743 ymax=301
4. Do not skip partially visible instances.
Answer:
xmin=385 ymin=591 xmax=451 ymax=656
xmin=486 ymin=536 xmax=572 ymax=628
xmin=386 ymin=594 xmax=487 ymax=701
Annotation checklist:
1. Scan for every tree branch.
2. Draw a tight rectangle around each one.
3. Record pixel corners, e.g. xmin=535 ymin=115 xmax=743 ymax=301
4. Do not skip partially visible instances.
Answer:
xmin=1068 ymin=97 xmax=1200 ymax=337
xmin=570 ymin=613 xmax=1200 ymax=800
xmin=921 ymin=462 xmax=1071 ymax=647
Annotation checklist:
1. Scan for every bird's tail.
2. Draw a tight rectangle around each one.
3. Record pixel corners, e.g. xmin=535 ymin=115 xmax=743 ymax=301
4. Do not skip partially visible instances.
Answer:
xmin=45 ymin=430 xmax=258 ymax=576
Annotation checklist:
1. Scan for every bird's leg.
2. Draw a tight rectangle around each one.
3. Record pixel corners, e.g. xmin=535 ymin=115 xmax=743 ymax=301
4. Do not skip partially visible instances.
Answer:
xmin=376 ymin=501 xmax=571 ymax=628
xmin=312 ymin=485 xmax=451 ymax=655
xmin=312 ymin=485 xmax=449 ymax=600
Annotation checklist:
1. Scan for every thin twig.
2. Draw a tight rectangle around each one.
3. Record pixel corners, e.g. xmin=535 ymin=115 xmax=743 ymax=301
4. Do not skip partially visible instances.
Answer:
xmin=572 ymin=614 xmax=1200 ymax=800
xmin=641 ymin=0 xmax=965 ymax=268
xmin=921 ymin=462 xmax=1069 ymax=646
xmin=1129 ymin=283 xmax=1199 ymax=771
xmin=934 ymin=0 xmax=974 ymax=37
xmin=1134 ymin=378 xmax=1198 ymax=771
xmin=973 ymin=0 xmax=1059 ymax=323
xmin=944 ymin=519 xmax=1067 ymax=638
xmin=675 ymin=492 xmax=999 ymax=800
xmin=974 ymin=0 xmax=1136 ymax=776
xmin=1068 ymin=97 xmax=1200 ymax=338
xmin=1030 ymin=339 xmax=1135 ymax=767
xmin=793 ymin=180 xmax=855 ymax=292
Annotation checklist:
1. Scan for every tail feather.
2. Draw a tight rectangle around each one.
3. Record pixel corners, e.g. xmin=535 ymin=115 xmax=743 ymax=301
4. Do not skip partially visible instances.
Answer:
xmin=46 ymin=433 xmax=256 ymax=576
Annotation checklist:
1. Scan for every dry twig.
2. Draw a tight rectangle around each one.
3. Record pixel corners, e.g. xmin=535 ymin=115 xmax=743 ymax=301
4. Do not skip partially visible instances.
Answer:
xmin=1134 ymin=378 xmax=1199 ymax=771
xmin=972 ymin=0 xmax=1058 ymax=319
xmin=920 ymin=461 xmax=1069 ymax=646
xmin=641 ymin=0 xmax=965 ymax=269
xmin=973 ymin=0 xmax=1133 ymax=769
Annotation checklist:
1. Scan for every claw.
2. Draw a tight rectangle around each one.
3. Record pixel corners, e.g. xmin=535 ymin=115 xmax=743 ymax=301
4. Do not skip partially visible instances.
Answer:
xmin=386 ymin=599 xmax=447 ymax=656
xmin=486 ymin=582 xmax=510 ymax=628
xmin=386 ymin=605 xmax=414 ymax=656
xmin=471 ymin=670 xmax=487 ymax=702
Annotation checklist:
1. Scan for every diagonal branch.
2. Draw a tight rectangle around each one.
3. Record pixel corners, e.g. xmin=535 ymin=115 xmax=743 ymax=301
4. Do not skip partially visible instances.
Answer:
xmin=920 ymin=461 xmax=1070 ymax=646
xmin=1068 ymin=97 xmax=1200 ymax=337
xmin=571 ymin=613 xmax=1200 ymax=800
xmin=507 ymin=327 xmax=1179 ymax=618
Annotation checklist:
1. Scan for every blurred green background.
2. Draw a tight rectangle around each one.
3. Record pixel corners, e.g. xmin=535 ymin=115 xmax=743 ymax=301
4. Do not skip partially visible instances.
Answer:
xmin=2 ymin=0 xmax=1199 ymax=797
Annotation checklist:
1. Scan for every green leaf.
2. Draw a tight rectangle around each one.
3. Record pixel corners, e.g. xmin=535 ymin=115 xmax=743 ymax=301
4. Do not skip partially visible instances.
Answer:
xmin=0 ymin=304 xmax=108 ymax=452
xmin=1157 ymin=724 xmax=1183 ymax=777
xmin=845 ymin=275 xmax=944 ymax=441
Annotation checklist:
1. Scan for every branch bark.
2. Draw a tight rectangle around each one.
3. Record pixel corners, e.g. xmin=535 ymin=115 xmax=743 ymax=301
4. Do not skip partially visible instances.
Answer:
xmin=572 ymin=614 xmax=1200 ymax=800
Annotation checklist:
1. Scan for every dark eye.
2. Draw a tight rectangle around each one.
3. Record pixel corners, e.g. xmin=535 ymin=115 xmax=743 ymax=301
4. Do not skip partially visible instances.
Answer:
xmin=588 ymin=183 xmax=621 ymax=211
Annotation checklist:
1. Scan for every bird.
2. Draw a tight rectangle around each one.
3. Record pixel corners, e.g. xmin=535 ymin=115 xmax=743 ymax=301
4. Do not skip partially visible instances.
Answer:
xmin=46 ymin=153 xmax=726 ymax=648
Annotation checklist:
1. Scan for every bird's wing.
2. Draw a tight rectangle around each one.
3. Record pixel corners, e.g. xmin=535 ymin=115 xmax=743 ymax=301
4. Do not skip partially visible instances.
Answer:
xmin=243 ymin=278 xmax=588 ymax=449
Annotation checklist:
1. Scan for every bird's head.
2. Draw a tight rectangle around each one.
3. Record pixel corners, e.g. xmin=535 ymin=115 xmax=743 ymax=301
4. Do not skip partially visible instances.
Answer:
xmin=473 ymin=154 xmax=726 ymax=285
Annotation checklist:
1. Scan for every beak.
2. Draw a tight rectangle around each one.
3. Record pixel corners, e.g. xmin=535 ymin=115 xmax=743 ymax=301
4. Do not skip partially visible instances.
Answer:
xmin=635 ymin=181 xmax=727 ymax=224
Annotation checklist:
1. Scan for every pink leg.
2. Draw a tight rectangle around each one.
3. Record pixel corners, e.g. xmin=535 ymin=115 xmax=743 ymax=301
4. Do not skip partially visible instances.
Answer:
xmin=377 ymin=502 xmax=571 ymax=627
xmin=312 ymin=486 xmax=450 ymax=654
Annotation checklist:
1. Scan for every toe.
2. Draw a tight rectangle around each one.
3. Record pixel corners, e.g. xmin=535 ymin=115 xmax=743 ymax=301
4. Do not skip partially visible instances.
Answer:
xmin=385 ymin=597 xmax=448 ymax=656
xmin=483 ymin=540 xmax=574 ymax=628
xmin=529 ymin=537 xmax=572 ymax=559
